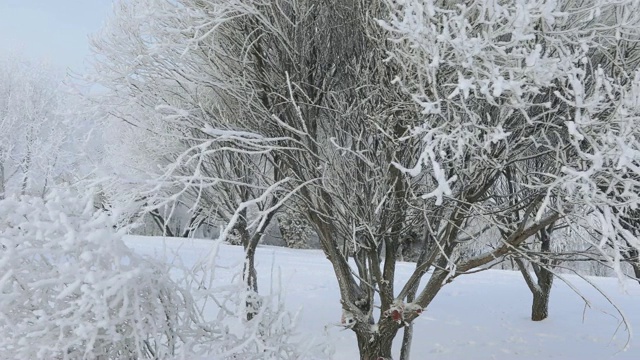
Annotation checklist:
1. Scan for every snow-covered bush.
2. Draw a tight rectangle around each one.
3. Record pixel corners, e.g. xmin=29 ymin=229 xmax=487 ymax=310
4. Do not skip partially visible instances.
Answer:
xmin=0 ymin=189 xmax=326 ymax=359
xmin=0 ymin=190 xmax=204 ymax=359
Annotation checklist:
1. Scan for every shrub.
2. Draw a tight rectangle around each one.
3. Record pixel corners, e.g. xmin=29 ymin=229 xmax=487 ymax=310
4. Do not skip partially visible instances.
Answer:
xmin=0 ymin=189 xmax=328 ymax=359
xmin=0 ymin=190 xmax=202 ymax=359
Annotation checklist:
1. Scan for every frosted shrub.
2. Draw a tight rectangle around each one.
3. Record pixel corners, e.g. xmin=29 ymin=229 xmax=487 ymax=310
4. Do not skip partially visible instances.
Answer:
xmin=0 ymin=190 xmax=325 ymax=359
xmin=0 ymin=190 xmax=203 ymax=359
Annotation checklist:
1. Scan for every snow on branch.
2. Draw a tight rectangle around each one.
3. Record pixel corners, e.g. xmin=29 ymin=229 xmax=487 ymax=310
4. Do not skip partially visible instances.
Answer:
xmin=382 ymin=0 xmax=640 ymax=252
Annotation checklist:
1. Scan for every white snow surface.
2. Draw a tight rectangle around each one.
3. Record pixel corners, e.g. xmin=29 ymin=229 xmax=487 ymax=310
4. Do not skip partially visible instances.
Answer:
xmin=125 ymin=236 xmax=640 ymax=360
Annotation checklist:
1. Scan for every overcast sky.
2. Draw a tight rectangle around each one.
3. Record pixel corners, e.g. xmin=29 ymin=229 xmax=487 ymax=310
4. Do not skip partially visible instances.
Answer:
xmin=0 ymin=0 xmax=113 ymax=73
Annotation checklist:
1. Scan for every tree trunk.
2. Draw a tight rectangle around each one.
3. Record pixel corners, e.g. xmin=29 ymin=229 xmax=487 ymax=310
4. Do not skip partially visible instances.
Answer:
xmin=243 ymin=241 xmax=258 ymax=293
xmin=356 ymin=328 xmax=396 ymax=360
xmin=239 ymin=206 xmax=278 ymax=321
xmin=531 ymin=227 xmax=554 ymax=321
xmin=243 ymin=239 xmax=260 ymax=320
xmin=399 ymin=324 xmax=413 ymax=360
xmin=235 ymin=212 xmax=260 ymax=320
xmin=149 ymin=209 xmax=175 ymax=237
xmin=531 ymin=269 xmax=552 ymax=321
xmin=400 ymin=229 xmax=436 ymax=360
xmin=21 ymin=128 xmax=35 ymax=196
xmin=20 ymin=150 xmax=31 ymax=196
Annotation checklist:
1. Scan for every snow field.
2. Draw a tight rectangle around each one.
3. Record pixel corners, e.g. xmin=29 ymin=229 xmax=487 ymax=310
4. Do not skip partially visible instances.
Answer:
xmin=125 ymin=236 xmax=640 ymax=360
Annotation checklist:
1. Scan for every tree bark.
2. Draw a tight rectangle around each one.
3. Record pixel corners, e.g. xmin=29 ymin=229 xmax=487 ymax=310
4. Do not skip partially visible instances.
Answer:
xmin=520 ymin=225 xmax=554 ymax=322
xmin=530 ymin=257 xmax=554 ymax=321
xmin=240 ymin=206 xmax=279 ymax=320
xmin=533 ymin=226 xmax=554 ymax=321
xmin=531 ymin=278 xmax=551 ymax=321
xmin=235 ymin=213 xmax=259 ymax=320
xmin=20 ymin=148 xmax=31 ymax=196
xmin=399 ymin=323 xmax=413 ymax=360
xmin=516 ymin=257 xmax=553 ymax=321
xmin=243 ymin=239 xmax=260 ymax=320
xmin=400 ymin=233 xmax=432 ymax=360
xmin=356 ymin=327 xmax=397 ymax=360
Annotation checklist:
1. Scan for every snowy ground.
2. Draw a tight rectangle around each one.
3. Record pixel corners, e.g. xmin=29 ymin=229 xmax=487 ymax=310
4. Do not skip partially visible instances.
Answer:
xmin=125 ymin=236 xmax=640 ymax=360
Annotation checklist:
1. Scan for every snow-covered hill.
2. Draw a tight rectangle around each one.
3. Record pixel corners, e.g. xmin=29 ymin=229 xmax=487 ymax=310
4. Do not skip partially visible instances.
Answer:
xmin=125 ymin=236 xmax=640 ymax=360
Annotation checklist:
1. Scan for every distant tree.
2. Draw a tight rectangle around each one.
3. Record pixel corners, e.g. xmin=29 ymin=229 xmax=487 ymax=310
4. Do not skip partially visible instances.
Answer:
xmin=278 ymin=204 xmax=313 ymax=249
xmin=0 ymin=55 xmax=78 ymax=198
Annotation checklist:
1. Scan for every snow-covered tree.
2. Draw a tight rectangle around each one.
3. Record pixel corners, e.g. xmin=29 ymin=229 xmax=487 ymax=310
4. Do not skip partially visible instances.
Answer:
xmin=90 ymin=0 xmax=640 ymax=358
xmin=379 ymin=0 xmax=640 ymax=357
xmin=0 ymin=55 xmax=80 ymax=198
xmin=90 ymin=0 xmax=294 ymax=312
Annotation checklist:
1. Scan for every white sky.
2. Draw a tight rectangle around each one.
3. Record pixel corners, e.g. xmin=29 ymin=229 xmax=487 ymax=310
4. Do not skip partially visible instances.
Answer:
xmin=0 ymin=0 xmax=113 ymax=73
